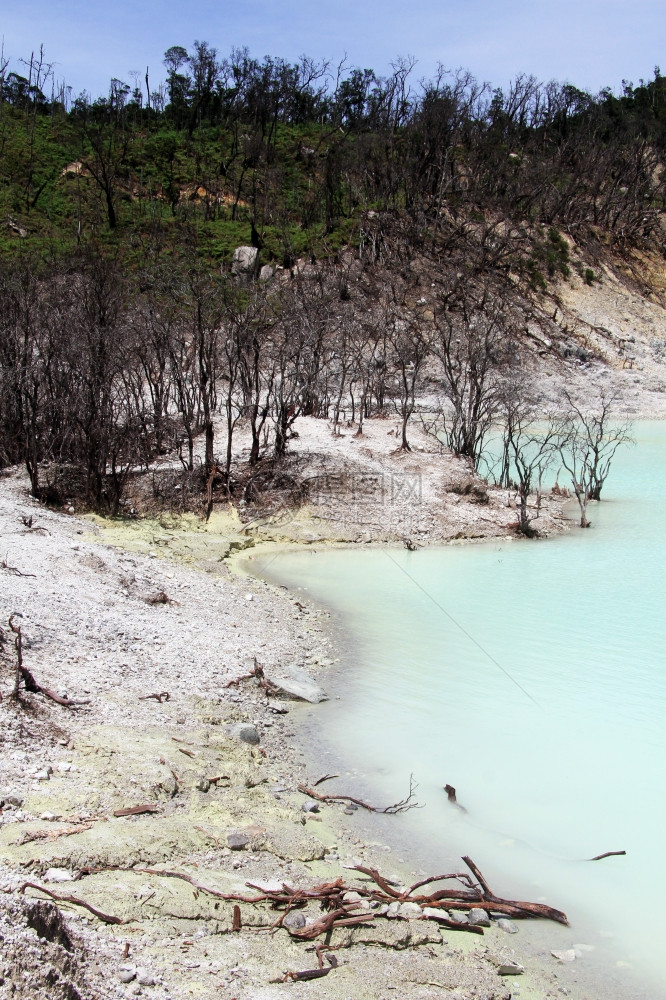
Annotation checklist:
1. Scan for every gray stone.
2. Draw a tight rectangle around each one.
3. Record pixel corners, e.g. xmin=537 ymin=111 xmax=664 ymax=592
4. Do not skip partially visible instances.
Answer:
xmin=398 ymin=902 xmax=423 ymax=920
xmin=301 ymin=801 xmax=319 ymax=813
xmin=468 ymin=907 xmax=491 ymax=927
xmin=259 ymin=264 xmax=274 ymax=282
xmin=447 ymin=910 xmax=469 ymax=924
xmin=136 ymin=969 xmax=155 ymax=986
xmin=231 ymin=246 xmax=258 ymax=277
xmin=227 ymin=832 xmax=250 ymax=850
xmin=386 ymin=901 xmax=401 ymax=919
xmin=225 ymin=723 xmax=260 ymax=745
xmin=1 ymin=793 xmax=23 ymax=807
xmin=118 ymin=967 xmax=136 ymax=984
xmin=497 ymin=918 xmax=519 ymax=934
xmin=282 ymin=910 xmax=306 ymax=930
xmin=196 ymin=777 xmax=211 ymax=793
xmin=267 ymin=700 xmax=288 ymax=714
xmin=34 ymin=769 xmax=50 ymax=782
xmin=265 ymin=664 xmax=328 ymax=703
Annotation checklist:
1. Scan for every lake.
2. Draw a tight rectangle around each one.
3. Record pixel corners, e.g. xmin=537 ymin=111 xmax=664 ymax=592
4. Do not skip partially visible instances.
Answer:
xmin=254 ymin=420 xmax=665 ymax=998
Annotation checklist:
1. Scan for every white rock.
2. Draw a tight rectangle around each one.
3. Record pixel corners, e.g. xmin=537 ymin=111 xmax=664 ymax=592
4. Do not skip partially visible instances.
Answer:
xmin=40 ymin=812 xmax=57 ymax=821
xmin=398 ymin=902 xmax=423 ymax=920
xmin=551 ymin=948 xmax=576 ymax=963
xmin=136 ymin=969 xmax=155 ymax=986
xmin=45 ymin=868 xmax=74 ymax=882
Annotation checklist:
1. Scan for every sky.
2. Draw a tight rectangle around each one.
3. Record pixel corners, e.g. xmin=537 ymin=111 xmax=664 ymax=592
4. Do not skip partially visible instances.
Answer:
xmin=2 ymin=0 xmax=665 ymax=101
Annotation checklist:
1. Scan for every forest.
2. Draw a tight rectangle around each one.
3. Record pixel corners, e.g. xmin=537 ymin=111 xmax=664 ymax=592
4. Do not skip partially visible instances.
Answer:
xmin=0 ymin=43 xmax=657 ymax=527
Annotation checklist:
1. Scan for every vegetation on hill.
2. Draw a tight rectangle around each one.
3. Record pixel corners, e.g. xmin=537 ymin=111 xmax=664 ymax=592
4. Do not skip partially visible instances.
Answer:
xmin=0 ymin=45 xmax=653 ymax=523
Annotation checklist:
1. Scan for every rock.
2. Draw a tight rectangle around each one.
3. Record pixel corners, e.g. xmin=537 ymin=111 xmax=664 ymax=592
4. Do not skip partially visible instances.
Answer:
xmin=267 ymin=700 xmax=288 ymax=714
xmin=40 ymin=812 xmax=57 ymax=821
xmin=1 ymin=793 xmax=23 ymax=806
xmin=342 ymin=891 xmax=366 ymax=908
xmin=264 ymin=665 xmax=328 ymax=704
xmin=196 ymin=777 xmax=211 ymax=793
xmin=118 ymin=967 xmax=136 ymax=983
xmin=497 ymin=962 xmax=524 ymax=975
xmin=398 ymin=902 xmax=423 ymax=920
xmin=301 ymin=801 xmax=319 ymax=813
xmin=136 ymin=969 xmax=155 ymax=986
xmin=227 ymin=832 xmax=250 ymax=850
xmin=343 ymin=807 xmax=355 ymax=815
xmin=57 ymin=762 xmax=72 ymax=772
xmin=224 ymin=723 xmax=260 ymax=745
xmin=259 ymin=264 xmax=274 ymax=282
xmin=386 ymin=901 xmax=401 ymax=919
xmin=497 ymin=918 xmax=519 ymax=934
xmin=282 ymin=910 xmax=306 ymax=930
xmin=468 ymin=907 xmax=491 ymax=927
xmin=231 ymin=246 xmax=258 ymax=278
xmin=34 ymin=769 xmax=50 ymax=782
xmin=551 ymin=948 xmax=576 ymax=963
xmin=447 ymin=910 xmax=469 ymax=924
xmin=45 ymin=868 xmax=74 ymax=883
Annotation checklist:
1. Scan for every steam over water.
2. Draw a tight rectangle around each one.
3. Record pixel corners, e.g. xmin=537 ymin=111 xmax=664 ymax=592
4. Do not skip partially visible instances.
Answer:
xmin=255 ymin=421 xmax=666 ymax=997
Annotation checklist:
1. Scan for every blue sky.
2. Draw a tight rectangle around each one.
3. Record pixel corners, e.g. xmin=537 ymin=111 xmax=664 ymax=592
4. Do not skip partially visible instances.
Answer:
xmin=2 ymin=0 xmax=665 ymax=100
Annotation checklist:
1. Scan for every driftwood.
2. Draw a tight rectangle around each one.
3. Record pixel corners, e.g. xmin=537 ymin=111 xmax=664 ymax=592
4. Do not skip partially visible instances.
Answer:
xmin=139 ymin=691 xmax=170 ymax=703
xmin=17 ymin=653 xmax=91 ymax=708
xmin=224 ymin=657 xmax=279 ymax=695
xmin=59 ymin=857 xmax=566 ymax=938
xmin=19 ymin=882 xmax=127 ymax=925
xmin=113 ymin=804 xmax=160 ymax=818
xmin=298 ymin=774 xmax=421 ymax=814
xmin=589 ymin=850 xmax=626 ymax=861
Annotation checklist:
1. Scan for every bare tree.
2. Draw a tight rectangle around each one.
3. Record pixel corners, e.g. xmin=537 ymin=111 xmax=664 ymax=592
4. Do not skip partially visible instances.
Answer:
xmin=558 ymin=389 xmax=633 ymax=527
xmin=499 ymin=389 xmax=561 ymax=537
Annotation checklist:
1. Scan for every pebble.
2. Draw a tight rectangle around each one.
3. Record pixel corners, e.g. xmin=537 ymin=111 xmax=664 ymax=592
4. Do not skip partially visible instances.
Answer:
xmin=497 ymin=918 xmax=519 ymax=934
xmin=40 ymin=812 xmax=57 ymax=822
xmin=196 ymin=777 xmax=211 ymax=793
xmin=447 ymin=910 xmax=469 ymax=924
xmin=301 ymin=801 xmax=319 ymax=813
xmin=34 ymin=770 xmax=50 ymax=782
xmin=398 ymin=902 xmax=423 ymax=920
xmin=136 ymin=970 xmax=155 ymax=986
xmin=118 ymin=967 xmax=136 ymax=983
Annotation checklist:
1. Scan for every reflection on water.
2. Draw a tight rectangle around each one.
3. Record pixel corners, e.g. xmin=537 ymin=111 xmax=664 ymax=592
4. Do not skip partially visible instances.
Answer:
xmin=254 ymin=422 xmax=666 ymax=997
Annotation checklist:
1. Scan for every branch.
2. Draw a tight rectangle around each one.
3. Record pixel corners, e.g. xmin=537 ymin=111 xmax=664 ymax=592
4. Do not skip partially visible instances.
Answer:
xmin=298 ymin=774 xmax=421 ymax=814
xmin=19 ymin=882 xmax=127 ymax=925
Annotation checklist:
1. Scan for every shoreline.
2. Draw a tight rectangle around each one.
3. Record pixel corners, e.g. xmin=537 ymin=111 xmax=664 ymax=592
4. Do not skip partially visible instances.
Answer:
xmin=1 ymin=412 xmax=662 ymax=999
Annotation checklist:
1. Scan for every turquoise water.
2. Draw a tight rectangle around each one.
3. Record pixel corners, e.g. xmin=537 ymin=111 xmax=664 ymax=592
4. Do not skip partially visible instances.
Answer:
xmin=254 ymin=421 xmax=665 ymax=996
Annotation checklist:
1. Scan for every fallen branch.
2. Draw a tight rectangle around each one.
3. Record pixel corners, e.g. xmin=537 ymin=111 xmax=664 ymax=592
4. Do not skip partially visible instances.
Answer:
xmin=19 ymin=882 xmax=127 ymax=925
xmin=19 ymin=664 xmax=91 ymax=708
xmin=113 ymin=804 xmax=160 ymax=818
xmin=224 ymin=657 xmax=280 ymax=695
xmin=588 ymin=850 xmax=626 ymax=861
xmin=2 ymin=554 xmax=36 ymax=577
xmin=139 ymin=692 xmax=170 ymax=703
xmin=298 ymin=774 xmax=421 ymax=814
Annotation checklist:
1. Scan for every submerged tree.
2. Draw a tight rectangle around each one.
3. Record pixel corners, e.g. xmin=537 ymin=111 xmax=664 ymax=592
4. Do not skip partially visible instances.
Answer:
xmin=558 ymin=390 xmax=633 ymax=527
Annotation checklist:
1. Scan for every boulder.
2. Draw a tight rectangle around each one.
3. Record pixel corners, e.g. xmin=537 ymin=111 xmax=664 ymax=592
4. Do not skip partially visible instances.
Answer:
xmin=259 ymin=264 xmax=274 ymax=282
xmin=231 ymin=246 xmax=258 ymax=278
xmin=265 ymin=664 xmax=328 ymax=703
